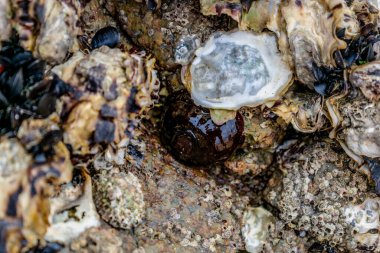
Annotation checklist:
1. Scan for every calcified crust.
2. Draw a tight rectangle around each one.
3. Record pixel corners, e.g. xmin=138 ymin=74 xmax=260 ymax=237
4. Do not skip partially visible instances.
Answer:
xmin=189 ymin=31 xmax=293 ymax=110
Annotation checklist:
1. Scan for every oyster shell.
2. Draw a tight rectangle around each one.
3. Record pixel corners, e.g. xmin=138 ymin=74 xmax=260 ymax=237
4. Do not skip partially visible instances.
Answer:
xmin=187 ymin=31 xmax=293 ymax=110
xmin=282 ymin=0 xmax=358 ymax=88
xmin=242 ymin=207 xmax=275 ymax=253
xmin=272 ymin=86 xmax=328 ymax=133
xmin=0 ymin=116 xmax=72 ymax=252
xmin=340 ymin=95 xmax=380 ymax=158
xmin=52 ymin=47 xmax=159 ymax=155
xmin=6 ymin=0 xmax=80 ymax=64
xmin=35 ymin=0 xmax=79 ymax=64
xmin=45 ymin=169 xmax=100 ymax=243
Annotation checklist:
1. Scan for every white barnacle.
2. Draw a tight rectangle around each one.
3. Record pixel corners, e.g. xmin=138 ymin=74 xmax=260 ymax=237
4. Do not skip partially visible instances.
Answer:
xmin=188 ymin=31 xmax=293 ymax=110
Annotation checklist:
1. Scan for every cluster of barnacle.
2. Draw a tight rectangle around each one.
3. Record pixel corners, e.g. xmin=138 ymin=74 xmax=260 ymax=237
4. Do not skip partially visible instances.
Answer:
xmin=0 ymin=0 xmax=380 ymax=252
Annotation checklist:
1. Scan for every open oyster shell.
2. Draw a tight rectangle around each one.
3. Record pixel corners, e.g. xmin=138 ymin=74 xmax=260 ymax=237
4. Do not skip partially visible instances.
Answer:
xmin=186 ymin=31 xmax=293 ymax=110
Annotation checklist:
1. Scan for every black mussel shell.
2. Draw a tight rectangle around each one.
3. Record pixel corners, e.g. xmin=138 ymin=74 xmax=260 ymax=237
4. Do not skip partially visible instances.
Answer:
xmin=311 ymin=62 xmax=342 ymax=96
xmin=91 ymin=26 xmax=120 ymax=50
xmin=146 ymin=0 xmax=158 ymax=10
xmin=161 ymin=90 xmax=244 ymax=166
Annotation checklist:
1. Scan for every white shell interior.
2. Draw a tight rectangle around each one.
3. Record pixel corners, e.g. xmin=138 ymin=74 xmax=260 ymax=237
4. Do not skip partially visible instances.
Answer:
xmin=190 ymin=31 xmax=292 ymax=110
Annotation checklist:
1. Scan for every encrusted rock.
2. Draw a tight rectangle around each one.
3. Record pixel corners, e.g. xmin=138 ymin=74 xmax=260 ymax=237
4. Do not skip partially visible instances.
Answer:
xmin=265 ymin=140 xmax=380 ymax=251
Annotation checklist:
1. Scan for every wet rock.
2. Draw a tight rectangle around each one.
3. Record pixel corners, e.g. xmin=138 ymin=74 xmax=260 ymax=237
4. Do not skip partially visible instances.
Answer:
xmin=92 ymin=129 xmax=249 ymax=252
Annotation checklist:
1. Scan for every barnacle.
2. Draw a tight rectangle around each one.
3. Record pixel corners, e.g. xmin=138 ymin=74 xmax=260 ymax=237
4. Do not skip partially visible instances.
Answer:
xmin=93 ymin=171 xmax=145 ymax=229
